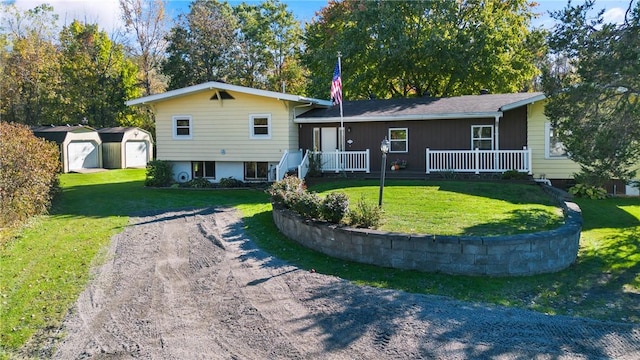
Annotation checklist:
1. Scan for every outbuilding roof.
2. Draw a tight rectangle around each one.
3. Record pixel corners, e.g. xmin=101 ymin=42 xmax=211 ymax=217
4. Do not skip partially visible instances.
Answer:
xmin=125 ymin=81 xmax=333 ymax=107
xmin=97 ymin=127 xmax=152 ymax=142
xmin=31 ymin=125 xmax=97 ymax=143
xmin=295 ymin=92 xmax=545 ymax=123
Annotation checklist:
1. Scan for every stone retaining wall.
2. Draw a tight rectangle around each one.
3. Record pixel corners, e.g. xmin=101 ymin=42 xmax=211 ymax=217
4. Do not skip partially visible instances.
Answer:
xmin=272 ymin=200 xmax=582 ymax=276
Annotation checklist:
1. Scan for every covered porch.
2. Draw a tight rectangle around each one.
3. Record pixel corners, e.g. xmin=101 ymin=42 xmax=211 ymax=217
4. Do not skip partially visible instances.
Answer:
xmin=276 ymin=147 xmax=532 ymax=181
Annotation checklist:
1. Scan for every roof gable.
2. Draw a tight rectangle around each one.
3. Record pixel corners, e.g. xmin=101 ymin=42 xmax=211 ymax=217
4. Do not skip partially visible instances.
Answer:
xmin=126 ymin=81 xmax=333 ymax=107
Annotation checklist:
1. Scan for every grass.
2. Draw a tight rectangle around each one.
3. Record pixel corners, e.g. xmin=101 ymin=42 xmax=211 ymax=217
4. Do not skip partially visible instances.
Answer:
xmin=1 ymin=169 xmax=638 ymax=357
xmin=310 ymin=179 xmax=564 ymax=235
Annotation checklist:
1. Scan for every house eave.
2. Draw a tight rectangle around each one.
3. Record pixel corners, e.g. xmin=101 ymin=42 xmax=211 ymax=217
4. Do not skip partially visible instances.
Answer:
xmin=294 ymin=112 xmax=503 ymax=123
xmin=125 ymin=81 xmax=332 ymax=107
xmin=499 ymin=93 xmax=546 ymax=112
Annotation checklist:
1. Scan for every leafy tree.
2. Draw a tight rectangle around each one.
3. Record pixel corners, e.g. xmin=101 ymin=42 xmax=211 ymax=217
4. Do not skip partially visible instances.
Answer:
xmin=303 ymin=0 xmax=543 ymax=100
xmin=56 ymin=21 xmax=141 ymax=127
xmin=0 ymin=122 xmax=60 ymax=228
xmin=0 ymin=4 xmax=61 ymax=125
xmin=163 ymin=0 xmax=238 ymax=89
xmin=233 ymin=0 xmax=306 ymax=93
xmin=120 ymin=0 xmax=169 ymax=96
xmin=543 ymin=0 xmax=640 ymax=185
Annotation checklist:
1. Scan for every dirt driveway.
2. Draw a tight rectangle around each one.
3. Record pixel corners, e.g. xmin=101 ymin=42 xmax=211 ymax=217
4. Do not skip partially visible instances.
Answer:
xmin=52 ymin=208 xmax=639 ymax=359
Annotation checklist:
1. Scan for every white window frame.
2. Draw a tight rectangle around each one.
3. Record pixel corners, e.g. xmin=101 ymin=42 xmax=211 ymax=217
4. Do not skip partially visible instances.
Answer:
xmin=244 ymin=161 xmax=269 ymax=180
xmin=388 ymin=128 xmax=408 ymax=153
xmin=471 ymin=125 xmax=493 ymax=150
xmin=172 ymin=115 xmax=193 ymax=140
xmin=249 ymin=114 xmax=272 ymax=139
xmin=545 ymin=122 xmax=568 ymax=159
xmin=192 ymin=161 xmax=216 ymax=179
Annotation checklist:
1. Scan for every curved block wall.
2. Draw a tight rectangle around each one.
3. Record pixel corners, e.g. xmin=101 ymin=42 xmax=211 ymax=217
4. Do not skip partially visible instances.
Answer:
xmin=272 ymin=201 xmax=582 ymax=276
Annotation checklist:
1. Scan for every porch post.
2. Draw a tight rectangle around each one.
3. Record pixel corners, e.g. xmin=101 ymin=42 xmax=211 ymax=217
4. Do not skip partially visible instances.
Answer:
xmin=525 ymin=146 xmax=532 ymax=175
xmin=474 ymin=148 xmax=480 ymax=174
xmin=425 ymin=148 xmax=431 ymax=174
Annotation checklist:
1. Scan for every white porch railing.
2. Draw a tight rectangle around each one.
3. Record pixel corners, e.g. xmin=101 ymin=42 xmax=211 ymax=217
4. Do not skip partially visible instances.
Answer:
xmin=275 ymin=149 xmax=303 ymax=181
xmin=311 ymin=149 xmax=370 ymax=173
xmin=425 ymin=147 xmax=532 ymax=174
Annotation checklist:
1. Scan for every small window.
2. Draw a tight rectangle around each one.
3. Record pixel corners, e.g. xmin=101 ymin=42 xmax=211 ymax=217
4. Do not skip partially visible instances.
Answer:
xmin=173 ymin=116 xmax=192 ymax=139
xmin=245 ymin=161 xmax=268 ymax=180
xmin=250 ymin=114 xmax=271 ymax=139
xmin=389 ymin=128 xmax=408 ymax=153
xmin=545 ymin=122 xmax=568 ymax=158
xmin=192 ymin=161 xmax=215 ymax=178
xmin=471 ymin=125 xmax=493 ymax=150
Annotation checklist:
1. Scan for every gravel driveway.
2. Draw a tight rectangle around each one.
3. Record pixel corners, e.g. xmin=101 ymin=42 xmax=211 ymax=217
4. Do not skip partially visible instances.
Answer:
xmin=52 ymin=208 xmax=640 ymax=359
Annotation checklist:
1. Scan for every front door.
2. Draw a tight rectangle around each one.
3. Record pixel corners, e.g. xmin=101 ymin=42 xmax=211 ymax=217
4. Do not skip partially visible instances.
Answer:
xmin=321 ymin=127 xmax=337 ymax=152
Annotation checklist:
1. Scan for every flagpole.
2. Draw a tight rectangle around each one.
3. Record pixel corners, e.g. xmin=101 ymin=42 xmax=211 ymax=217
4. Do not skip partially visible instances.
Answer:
xmin=337 ymin=52 xmax=344 ymax=152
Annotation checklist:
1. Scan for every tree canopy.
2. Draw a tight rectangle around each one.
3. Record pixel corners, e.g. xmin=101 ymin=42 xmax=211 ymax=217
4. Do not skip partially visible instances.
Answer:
xmin=0 ymin=4 xmax=140 ymax=128
xmin=543 ymin=0 xmax=640 ymax=184
xmin=303 ymin=0 xmax=544 ymax=100
xmin=162 ymin=0 xmax=305 ymax=92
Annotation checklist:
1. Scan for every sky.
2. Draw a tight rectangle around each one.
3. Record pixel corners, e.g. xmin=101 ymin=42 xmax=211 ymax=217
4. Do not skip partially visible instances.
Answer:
xmin=4 ymin=0 xmax=637 ymax=34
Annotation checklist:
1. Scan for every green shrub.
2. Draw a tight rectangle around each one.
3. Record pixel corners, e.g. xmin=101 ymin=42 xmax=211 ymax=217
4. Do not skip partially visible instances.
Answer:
xmin=321 ymin=192 xmax=350 ymax=223
xmin=291 ymin=190 xmax=322 ymax=219
xmin=348 ymin=195 xmax=384 ymax=229
xmin=219 ymin=177 xmax=244 ymax=188
xmin=0 ymin=122 xmax=60 ymax=228
xmin=569 ymin=183 xmax=607 ymax=199
xmin=502 ymin=169 xmax=528 ymax=180
xmin=145 ymin=160 xmax=173 ymax=187
xmin=268 ymin=176 xmax=306 ymax=208
xmin=186 ymin=177 xmax=212 ymax=188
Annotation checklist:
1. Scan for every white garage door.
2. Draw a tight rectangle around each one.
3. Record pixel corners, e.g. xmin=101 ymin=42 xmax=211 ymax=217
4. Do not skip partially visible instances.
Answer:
xmin=125 ymin=141 xmax=148 ymax=168
xmin=68 ymin=141 xmax=99 ymax=171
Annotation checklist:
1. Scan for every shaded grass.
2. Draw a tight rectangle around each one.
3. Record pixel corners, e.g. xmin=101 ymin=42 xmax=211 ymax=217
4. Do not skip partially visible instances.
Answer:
xmin=1 ymin=170 xmax=638 ymax=358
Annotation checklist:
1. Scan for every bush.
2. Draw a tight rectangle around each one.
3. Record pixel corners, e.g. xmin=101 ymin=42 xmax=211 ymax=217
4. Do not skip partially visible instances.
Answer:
xmin=145 ymin=160 xmax=173 ymax=187
xmin=569 ymin=183 xmax=607 ymax=199
xmin=502 ymin=169 xmax=528 ymax=180
xmin=321 ymin=192 xmax=350 ymax=223
xmin=185 ymin=177 xmax=212 ymax=188
xmin=347 ymin=195 xmax=384 ymax=229
xmin=0 ymin=122 xmax=60 ymax=228
xmin=268 ymin=175 xmax=306 ymax=208
xmin=291 ymin=191 xmax=322 ymax=219
xmin=219 ymin=177 xmax=244 ymax=188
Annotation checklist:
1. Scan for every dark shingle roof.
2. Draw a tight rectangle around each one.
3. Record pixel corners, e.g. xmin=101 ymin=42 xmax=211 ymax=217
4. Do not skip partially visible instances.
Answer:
xmin=97 ymin=127 xmax=134 ymax=142
xmin=297 ymin=92 xmax=544 ymax=120
xmin=31 ymin=125 xmax=96 ymax=143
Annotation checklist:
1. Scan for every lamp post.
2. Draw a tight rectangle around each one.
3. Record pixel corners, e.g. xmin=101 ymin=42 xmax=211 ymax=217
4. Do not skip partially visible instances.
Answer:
xmin=379 ymin=137 xmax=390 ymax=207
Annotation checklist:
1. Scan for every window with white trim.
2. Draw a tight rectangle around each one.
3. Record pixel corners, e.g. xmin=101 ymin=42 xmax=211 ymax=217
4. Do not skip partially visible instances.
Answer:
xmin=192 ymin=161 xmax=215 ymax=179
xmin=389 ymin=128 xmax=408 ymax=153
xmin=545 ymin=122 xmax=568 ymax=158
xmin=245 ymin=161 xmax=268 ymax=180
xmin=173 ymin=115 xmax=193 ymax=139
xmin=471 ymin=125 xmax=493 ymax=150
xmin=250 ymin=114 xmax=271 ymax=139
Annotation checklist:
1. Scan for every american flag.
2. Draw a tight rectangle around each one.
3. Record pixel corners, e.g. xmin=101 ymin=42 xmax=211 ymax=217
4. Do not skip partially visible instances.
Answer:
xmin=330 ymin=62 xmax=342 ymax=106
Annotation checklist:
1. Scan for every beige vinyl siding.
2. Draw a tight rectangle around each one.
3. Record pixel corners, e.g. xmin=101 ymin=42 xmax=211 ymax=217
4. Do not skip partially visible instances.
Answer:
xmin=528 ymin=101 xmax=580 ymax=179
xmin=154 ymin=90 xmax=297 ymax=162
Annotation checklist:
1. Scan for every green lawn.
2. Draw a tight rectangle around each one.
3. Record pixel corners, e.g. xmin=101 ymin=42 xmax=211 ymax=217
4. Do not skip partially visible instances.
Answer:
xmin=1 ymin=169 xmax=638 ymax=357
xmin=311 ymin=179 xmax=564 ymax=235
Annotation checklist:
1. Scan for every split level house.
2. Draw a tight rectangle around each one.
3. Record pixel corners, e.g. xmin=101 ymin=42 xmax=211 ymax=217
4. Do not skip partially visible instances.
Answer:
xmin=126 ymin=81 xmax=639 ymax=195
